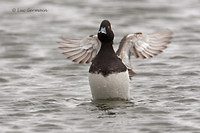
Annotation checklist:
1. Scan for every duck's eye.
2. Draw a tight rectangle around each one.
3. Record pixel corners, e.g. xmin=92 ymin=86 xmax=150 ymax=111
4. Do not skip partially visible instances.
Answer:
xmin=108 ymin=26 xmax=110 ymax=29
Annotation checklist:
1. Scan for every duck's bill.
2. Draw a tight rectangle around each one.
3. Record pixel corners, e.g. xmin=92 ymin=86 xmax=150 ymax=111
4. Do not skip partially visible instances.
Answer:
xmin=98 ymin=27 xmax=107 ymax=34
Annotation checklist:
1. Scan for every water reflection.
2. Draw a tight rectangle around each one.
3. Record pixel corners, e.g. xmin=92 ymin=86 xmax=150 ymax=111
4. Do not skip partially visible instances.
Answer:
xmin=92 ymin=99 xmax=134 ymax=110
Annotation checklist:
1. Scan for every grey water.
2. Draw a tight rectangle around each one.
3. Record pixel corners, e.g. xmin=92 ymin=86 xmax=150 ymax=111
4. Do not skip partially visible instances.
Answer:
xmin=0 ymin=0 xmax=200 ymax=132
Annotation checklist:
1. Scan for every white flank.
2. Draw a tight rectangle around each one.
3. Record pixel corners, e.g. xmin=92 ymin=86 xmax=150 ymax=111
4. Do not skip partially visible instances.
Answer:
xmin=88 ymin=71 xmax=130 ymax=100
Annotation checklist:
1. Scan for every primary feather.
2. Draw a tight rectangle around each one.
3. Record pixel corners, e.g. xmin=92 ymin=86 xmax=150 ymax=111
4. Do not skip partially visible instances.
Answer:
xmin=57 ymin=35 xmax=101 ymax=64
xmin=116 ymin=29 xmax=173 ymax=77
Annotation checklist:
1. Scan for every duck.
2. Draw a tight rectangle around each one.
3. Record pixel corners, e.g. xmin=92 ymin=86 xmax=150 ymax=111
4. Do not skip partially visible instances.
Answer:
xmin=57 ymin=20 xmax=172 ymax=100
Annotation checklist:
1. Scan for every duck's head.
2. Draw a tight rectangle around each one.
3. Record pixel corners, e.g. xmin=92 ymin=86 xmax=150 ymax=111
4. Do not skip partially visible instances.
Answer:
xmin=98 ymin=20 xmax=114 ymax=43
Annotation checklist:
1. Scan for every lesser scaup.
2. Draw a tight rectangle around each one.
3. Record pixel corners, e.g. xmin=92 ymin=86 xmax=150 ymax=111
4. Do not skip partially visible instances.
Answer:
xmin=57 ymin=20 xmax=172 ymax=100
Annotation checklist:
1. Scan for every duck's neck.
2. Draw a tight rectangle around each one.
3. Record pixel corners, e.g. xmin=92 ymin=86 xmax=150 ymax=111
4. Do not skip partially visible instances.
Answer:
xmin=98 ymin=41 xmax=115 ymax=55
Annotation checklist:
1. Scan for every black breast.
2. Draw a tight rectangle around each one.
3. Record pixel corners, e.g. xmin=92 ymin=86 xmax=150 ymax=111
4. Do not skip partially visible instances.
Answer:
xmin=89 ymin=44 xmax=127 ymax=77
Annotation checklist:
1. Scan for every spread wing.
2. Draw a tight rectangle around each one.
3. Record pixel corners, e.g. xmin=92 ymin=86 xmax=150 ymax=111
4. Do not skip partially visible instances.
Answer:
xmin=57 ymin=35 xmax=101 ymax=64
xmin=116 ymin=29 xmax=173 ymax=77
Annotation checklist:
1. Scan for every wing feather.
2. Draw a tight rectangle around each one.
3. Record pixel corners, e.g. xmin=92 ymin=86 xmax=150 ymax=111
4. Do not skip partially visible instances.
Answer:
xmin=79 ymin=52 xmax=91 ymax=64
xmin=57 ymin=35 xmax=101 ymax=64
xmin=87 ymin=50 xmax=97 ymax=63
xmin=67 ymin=50 xmax=86 ymax=61
xmin=117 ymin=29 xmax=173 ymax=78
